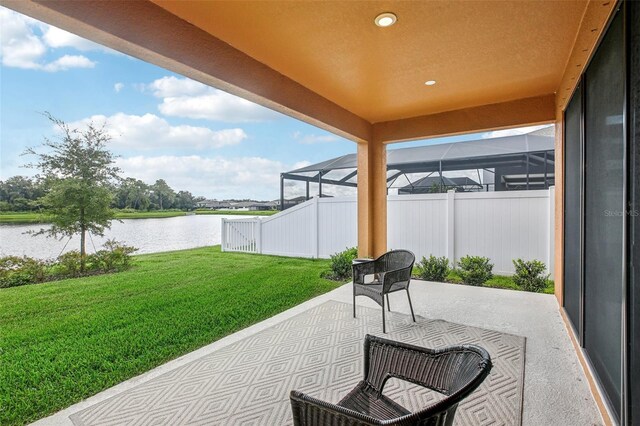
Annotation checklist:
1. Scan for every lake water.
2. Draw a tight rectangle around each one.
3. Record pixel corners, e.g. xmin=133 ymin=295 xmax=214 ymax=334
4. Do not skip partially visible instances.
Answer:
xmin=0 ymin=215 xmax=248 ymax=259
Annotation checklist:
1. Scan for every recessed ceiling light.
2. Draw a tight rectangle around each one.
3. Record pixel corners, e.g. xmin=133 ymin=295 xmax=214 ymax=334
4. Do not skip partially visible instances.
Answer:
xmin=375 ymin=12 xmax=397 ymax=27
xmin=425 ymin=80 xmax=436 ymax=86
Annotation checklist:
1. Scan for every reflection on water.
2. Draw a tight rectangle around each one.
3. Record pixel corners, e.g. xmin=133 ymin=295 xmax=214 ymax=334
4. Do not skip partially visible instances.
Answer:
xmin=0 ymin=215 xmax=247 ymax=259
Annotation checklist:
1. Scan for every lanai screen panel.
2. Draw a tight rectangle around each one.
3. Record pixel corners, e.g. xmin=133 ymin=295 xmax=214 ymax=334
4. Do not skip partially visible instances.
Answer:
xmin=286 ymin=131 xmax=555 ymax=178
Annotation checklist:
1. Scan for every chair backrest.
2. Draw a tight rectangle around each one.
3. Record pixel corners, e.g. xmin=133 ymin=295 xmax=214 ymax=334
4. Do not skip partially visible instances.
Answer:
xmin=291 ymin=335 xmax=491 ymax=426
xmin=363 ymin=335 xmax=491 ymax=422
xmin=376 ymin=249 xmax=415 ymax=272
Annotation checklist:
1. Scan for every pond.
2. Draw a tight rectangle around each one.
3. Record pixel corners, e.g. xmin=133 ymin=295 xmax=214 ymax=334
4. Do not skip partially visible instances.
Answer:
xmin=0 ymin=215 xmax=247 ymax=259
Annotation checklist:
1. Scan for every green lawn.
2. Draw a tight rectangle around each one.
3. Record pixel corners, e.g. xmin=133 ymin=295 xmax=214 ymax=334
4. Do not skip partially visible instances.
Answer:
xmin=0 ymin=246 xmax=336 ymax=425
xmin=0 ymin=211 xmax=51 ymax=223
xmin=194 ymin=209 xmax=277 ymax=217
xmin=0 ymin=209 xmax=277 ymax=224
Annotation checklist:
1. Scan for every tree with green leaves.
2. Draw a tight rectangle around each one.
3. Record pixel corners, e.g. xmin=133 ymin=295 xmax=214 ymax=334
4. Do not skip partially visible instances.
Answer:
xmin=151 ymin=179 xmax=175 ymax=210
xmin=24 ymin=113 xmax=121 ymax=267
xmin=115 ymin=177 xmax=151 ymax=210
xmin=174 ymin=190 xmax=195 ymax=210
xmin=0 ymin=176 xmax=45 ymax=211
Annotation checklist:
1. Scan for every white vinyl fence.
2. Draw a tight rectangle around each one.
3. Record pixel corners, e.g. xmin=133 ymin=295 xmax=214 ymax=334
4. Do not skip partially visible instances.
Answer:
xmin=222 ymin=197 xmax=357 ymax=258
xmin=221 ymin=188 xmax=555 ymax=274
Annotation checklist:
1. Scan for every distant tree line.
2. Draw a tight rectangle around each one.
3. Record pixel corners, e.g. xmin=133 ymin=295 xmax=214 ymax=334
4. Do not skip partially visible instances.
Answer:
xmin=0 ymin=176 xmax=46 ymax=211
xmin=111 ymin=178 xmax=205 ymax=211
xmin=0 ymin=175 xmax=205 ymax=212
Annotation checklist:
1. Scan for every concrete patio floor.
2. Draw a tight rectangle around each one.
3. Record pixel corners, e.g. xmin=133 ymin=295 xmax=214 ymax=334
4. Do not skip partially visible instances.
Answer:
xmin=34 ymin=280 xmax=602 ymax=426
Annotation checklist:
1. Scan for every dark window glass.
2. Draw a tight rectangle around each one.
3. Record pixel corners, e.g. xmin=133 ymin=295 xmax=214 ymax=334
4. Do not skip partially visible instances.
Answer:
xmin=564 ymin=86 xmax=582 ymax=335
xmin=583 ymin=11 xmax=624 ymax=420
xmin=628 ymin=0 xmax=640 ymax=422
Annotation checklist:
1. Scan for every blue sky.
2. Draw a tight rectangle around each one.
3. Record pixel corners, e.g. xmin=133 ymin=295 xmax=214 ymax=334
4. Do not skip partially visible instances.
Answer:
xmin=0 ymin=7 xmax=543 ymax=200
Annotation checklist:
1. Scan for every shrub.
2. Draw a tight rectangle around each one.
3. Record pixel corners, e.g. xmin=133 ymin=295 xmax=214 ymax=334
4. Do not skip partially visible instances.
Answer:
xmin=84 ymin=253 xmax=103 ymax=273
xmin=416 ymin=255 xmax=450 ymax=282
xmin=513 ymin=259 xmax=549 ymax=292
xmin=323 ymin=247 xmax=359 ymax=281
xmin=56 ymin=251 xmax=84 ymax=277
xmin=0 ymin=256 xmax=50 ymax=288
xmin=0 ymin=240 xmax=138 ymax=289
xmin=55 ymin=240 xmax=138 ymax=277
xmin=21 ymin=257 xmax=49 ymax=283
xmin=457 ymin=255 xmax=493 ymax=286
xmin=93 ymin=239 xmax=138 ymax=272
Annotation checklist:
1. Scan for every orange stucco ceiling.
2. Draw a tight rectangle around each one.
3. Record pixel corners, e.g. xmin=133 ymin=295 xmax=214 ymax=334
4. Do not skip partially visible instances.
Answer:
xmin=151 ymin=0 xmax=588 ymax=124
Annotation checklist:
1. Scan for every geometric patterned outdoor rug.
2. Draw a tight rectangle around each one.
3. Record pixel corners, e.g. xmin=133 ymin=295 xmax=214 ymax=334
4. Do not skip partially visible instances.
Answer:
xmin=70 ymin=300 xmax=526 ymax=426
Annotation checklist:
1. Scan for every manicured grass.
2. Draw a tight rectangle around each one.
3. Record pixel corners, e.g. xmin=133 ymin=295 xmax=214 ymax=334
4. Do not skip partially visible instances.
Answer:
xmin=0 ymin=209 xmax=277 ymax=224
xmin=0 ymin=211 xmax=52 ymax=223
xmin=0 ymin=246 xmax=336 ymax=425
xmin=113 ymin=210 xmax=192 ymax=219
xmin=194 ymin=209 xmax=277 ymax=216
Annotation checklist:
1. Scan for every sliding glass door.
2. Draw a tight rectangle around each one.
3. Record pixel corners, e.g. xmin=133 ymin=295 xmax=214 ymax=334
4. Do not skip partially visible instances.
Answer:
xmin=583 ymin=11 xmax=625 ymax=417
xmin=629 ymin=0 xmax=640 ymax=422
xmin=562 ymin=6 xmax=630 ymax=422
xmin=563 ymin=85 xmax=582 ymax=335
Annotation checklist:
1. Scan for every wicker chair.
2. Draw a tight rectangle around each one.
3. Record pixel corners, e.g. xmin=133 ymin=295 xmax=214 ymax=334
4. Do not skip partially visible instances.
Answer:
xmin=290 ymin=334 xmax=492 ymax=426
xmin=352 ymin=250 xmax=416 ymax=333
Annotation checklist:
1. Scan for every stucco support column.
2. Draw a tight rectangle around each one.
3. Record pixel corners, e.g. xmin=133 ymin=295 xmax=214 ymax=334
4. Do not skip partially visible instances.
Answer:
xmin=357 ymin=140 xmax=387 ymax=258
xmin=553 ymin=110 xmax=564 ymax=305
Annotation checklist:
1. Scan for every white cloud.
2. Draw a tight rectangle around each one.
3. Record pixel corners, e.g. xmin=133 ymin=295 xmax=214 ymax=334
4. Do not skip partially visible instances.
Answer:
xmin=41 ymin=54 xmax=95 ymax=72
xmin=146 ymin=76 xmax=281 ymax=123
xmin=114 ymin=82 xmax=124 ymax=93
xmin=0 ymin=8 xmax=46 ymax=69
xmin=292 ymin=160 xmax=311 ymax=169
xmin=116 ymin=155 xmax=288 ymax=199
xmin=41 ymin=26 xmax=106 ymax=52
xmin=147 ymin=76 xmax=209 ymax=98
xmin=0 ymin=7 xmax=99 ymax=71
xmin=115 ymin=154 xmax=338 ymax=200
xmin=68 ymin=113 xmax=247 ymax=151
xmin=481 ymin=125 xmax=551 ymax=139
xmin=292 ymin=131 xmax=340 ymax=145
xmin=158 ymin=93 xmax=279 ymax=122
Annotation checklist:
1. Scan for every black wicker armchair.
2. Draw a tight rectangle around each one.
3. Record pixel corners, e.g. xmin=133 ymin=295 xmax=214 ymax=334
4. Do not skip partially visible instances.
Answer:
xmin=290 ymin=334 xmax=492 ymax=426
xmin=353 ymin=250 xmax=416 ymax=333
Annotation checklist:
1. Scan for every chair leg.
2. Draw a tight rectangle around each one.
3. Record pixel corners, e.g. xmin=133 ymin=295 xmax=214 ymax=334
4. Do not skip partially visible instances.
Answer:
xmin=353 ymin=287 xmax=356 ymax=318
xmin=386 ymin=294 xmax=391 ymax=311
xmin=406 ymin=289 xmax=416 ymax=322
xmin=382 ymin=296 xmax=386 ymax=333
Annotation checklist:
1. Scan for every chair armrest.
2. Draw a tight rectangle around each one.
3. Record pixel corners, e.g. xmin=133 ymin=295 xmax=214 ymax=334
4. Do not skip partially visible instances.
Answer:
xmin=381 ymin=266 xmax=412 ymax=292
xmin=352 ymin=260 xmax=375 ymax=284
xmin=290 ymin=390 xmax=384 ymax=426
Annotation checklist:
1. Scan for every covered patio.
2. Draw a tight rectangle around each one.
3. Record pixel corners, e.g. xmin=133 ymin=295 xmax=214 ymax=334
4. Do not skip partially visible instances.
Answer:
xmin=34 ymin=281 xmax=599 ymax=426
xmin=3 ymin=1 xmax=637 ymax=425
